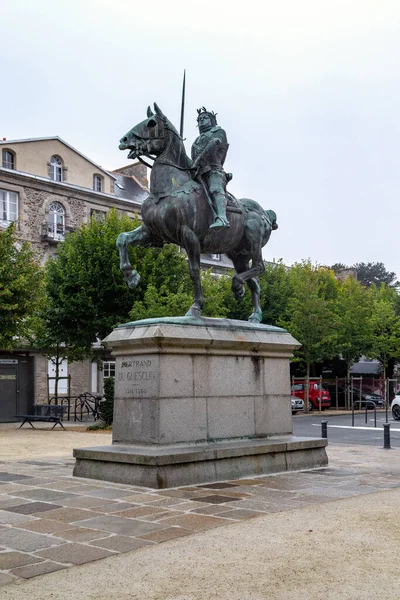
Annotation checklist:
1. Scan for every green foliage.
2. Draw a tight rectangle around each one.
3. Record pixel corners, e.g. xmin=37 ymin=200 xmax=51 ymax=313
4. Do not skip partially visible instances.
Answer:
xmin=129 ymin=269 xmax=231 ymax=321
xmin=354 ymin=262 xmax=399 ymax=289
xmin=334 ymin=276 xmax=374 ymax=375
xmin=367 ymin=284 xmax=400 ymax=377
xmin=259 ymin=260 xmax=291 ymax=325
xmin=0 ymin=224 xmax=44 ymax=349
xmin=43 ymin=210 xmax=194 ymax=357
xmin=280 ymin=261 xmax=339 ymax=371
xmin=99 ymin=377 xmax=114 ymax=425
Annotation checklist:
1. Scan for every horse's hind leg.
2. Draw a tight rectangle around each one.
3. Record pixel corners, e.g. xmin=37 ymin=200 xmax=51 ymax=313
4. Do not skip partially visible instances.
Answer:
xmin=231 ymin=252 xmax=265 ymax=323
xmin=116 ymin=225 xmax=150 ymax=289
xmin=181 ymin=226 xmax=204 ymax=318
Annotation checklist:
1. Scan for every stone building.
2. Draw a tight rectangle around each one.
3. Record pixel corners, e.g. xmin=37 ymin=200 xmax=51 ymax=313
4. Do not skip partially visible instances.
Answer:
xmin=0 ymin=136 xmax=231 ymax=420
xmin=0 ymin=137 xmax=148 ymax=420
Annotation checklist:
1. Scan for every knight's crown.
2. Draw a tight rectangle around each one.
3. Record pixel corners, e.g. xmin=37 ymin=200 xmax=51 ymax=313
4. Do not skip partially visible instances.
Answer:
xmin=197 ymin=107 xmax=218 ymax=124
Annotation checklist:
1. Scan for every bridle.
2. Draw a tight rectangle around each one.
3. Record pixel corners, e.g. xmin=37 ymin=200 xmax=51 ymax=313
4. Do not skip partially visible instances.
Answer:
xmin=132 ymin=118 xmax=191 ymax=171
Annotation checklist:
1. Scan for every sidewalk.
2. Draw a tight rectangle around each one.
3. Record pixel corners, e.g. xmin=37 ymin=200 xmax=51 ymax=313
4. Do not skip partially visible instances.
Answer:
xmin=0 ymin=424 xmax=399 ymax=599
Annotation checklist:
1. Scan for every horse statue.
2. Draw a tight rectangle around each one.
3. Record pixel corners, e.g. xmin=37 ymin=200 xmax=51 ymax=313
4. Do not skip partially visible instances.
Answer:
xmin=117 ymin=103 xmax=278 ymax=323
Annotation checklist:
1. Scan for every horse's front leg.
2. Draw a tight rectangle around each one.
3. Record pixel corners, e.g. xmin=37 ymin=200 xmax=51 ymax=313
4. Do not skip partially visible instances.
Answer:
xmin=116 ymin=226 xmax=148 ymax=289
xmin=181 ymin=227 xmax=204 ymax=318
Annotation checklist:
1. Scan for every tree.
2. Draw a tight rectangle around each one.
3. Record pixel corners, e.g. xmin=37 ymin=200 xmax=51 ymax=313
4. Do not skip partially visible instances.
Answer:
xmin=279 ymin=262 xmax=339 ymax=411
xmin=0 ymin=224 xmax=43 ymax=349
xmin=44 ymin=210 xmax=199 ymax=357
xmin=129 ymin=269 xmax=231 ymax=321
xmin=334 ymin=276 xmax=374 ymax=379
xmin=259 ymin=260 xmax=291 ymax=326
xmin=354 ymin=262 xmax=399 ymax=289
xmin=367 ymin=284 xmax=400 ymax=379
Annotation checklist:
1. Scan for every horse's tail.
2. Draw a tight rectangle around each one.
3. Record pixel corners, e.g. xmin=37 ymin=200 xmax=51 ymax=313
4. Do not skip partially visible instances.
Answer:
xmin=265 ymin=209 xmax=278 ymax=230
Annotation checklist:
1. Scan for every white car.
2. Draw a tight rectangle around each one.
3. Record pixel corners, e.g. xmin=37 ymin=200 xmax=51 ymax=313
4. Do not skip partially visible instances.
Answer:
xmin=291 ymin=396 xmax=304 ymax=414
xmin=391 ymin=395 xmax=400 ymax=420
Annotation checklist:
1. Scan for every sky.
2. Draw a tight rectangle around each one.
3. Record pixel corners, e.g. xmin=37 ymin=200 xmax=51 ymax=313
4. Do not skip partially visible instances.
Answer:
xmin=2 ymin=0 xmax=400 ymax=274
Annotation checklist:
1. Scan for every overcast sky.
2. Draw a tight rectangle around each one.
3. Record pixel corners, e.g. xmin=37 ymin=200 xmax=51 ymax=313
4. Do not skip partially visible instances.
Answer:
xmin=2 ymin=0 xmax=400 ymax=274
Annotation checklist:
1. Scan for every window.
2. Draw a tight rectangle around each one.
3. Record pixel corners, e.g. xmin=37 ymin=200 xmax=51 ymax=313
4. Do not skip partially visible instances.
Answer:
xmin=93 ymin=174 xmax=103 ymax=192
xmin=50 ymin=156 xmax=63 ymax=182
xmin=90 ymin=208 xmax=106 ymax=222
xmin=2 ymin=150 xmax=15 ymax=170
xmin=103 ymin=361 xmax=115 ymax=378
xmin=48 ymin=202 xmax=65 ymax=240
xmin=0 ymin=190 xmax=18 ymax=226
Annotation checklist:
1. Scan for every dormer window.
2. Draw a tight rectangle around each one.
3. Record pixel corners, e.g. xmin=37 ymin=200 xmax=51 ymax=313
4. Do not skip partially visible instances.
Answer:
xmin=2 ymin=149 xmax=15 ymax=170
xmin=49 ymin=156 xmax=63 ymax=182
xmin=93 ymin=174 xmax=103 ymax=192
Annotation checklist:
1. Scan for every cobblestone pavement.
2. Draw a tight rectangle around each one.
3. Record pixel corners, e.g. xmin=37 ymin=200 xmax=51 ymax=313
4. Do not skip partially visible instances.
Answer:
xmin=0 ymin=442 xmax=399 ymax=588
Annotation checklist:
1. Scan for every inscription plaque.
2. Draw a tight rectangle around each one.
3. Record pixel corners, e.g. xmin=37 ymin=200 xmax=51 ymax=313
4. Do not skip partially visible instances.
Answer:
xmin=115 ymin=356 xmax=159 ymax=398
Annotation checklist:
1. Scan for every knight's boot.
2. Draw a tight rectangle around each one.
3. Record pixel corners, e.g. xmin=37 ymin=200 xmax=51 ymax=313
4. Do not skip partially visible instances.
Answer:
xmin=209 ymin=194 xmax=230 ymax=230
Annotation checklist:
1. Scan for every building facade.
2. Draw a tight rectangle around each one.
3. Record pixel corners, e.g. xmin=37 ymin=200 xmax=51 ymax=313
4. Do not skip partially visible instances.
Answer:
xmin=0 ymin=136 xmax=230 ymax=419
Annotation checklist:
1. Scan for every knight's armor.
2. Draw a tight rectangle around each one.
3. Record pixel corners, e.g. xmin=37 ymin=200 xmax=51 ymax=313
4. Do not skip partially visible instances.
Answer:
xmin=191 ymin=108 xmax=230 ymax=229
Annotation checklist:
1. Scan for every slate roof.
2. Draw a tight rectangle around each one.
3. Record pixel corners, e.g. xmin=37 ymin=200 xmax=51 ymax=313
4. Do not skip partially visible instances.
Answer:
xmin=113 ymin=173 xmax=148 ymax=204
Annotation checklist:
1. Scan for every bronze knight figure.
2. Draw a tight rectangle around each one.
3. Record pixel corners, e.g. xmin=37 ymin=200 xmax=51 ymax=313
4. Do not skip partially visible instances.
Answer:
xmin=191 ymin=108 xmax=230 ymax=230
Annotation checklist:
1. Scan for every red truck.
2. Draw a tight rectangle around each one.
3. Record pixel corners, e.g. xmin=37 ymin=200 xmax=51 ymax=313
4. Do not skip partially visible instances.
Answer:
xmin=292 ymin=381 xmax=331 ymax=411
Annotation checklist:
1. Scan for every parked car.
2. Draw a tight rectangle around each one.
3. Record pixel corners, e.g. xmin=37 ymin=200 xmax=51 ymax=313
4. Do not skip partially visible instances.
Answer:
xmin=291 ymin=396 xmax=304 ymax=414
xmin=391 ymin=395 xmax=400 ymax=420
xmin=353 ymin=390 xmax=385 ymax=408
xmin=292 ymin=382 xmax=331 ymax=411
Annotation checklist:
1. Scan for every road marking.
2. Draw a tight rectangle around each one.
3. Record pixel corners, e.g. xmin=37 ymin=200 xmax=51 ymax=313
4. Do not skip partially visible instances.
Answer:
xmin=312 ymin=424 xmax=400 ymax=432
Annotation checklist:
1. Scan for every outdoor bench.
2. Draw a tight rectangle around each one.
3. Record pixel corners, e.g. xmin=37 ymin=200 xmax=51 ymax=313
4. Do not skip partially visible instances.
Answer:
xmin=16 ymin=404 xmax=66 ymax=430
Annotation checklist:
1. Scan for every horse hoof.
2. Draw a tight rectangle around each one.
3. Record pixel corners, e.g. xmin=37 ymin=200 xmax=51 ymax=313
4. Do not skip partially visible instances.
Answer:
xmin=248 ymin=310 xmax=262 ymax=324
xmin=185 ymin=306 xmax=202 ymax=319
xmin=127 ymin=272 xmax=141 ymax=289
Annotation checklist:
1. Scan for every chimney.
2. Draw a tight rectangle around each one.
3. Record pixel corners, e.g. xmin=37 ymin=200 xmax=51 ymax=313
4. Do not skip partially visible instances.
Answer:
xmin=2 ymin=138 xmax=6 ymax=141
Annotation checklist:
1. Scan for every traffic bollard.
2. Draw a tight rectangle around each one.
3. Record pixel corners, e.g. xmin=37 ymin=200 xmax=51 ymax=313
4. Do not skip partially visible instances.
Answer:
xmin=321 ymin=420 xmax=328 ymax=439
xmin=383 ymin=423 xmax=391 ymax=449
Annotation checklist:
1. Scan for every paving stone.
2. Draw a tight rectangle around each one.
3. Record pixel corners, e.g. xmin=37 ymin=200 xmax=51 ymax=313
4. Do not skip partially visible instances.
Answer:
xmin=0 ymin=572 xmax=17 ymax=586
xmin=115 ymin=506 xmax=168 ymax=519
xmin=84 ymin=488 xmax=141 ymax=500
xmin=36 ymin=543 xmax=114 ymax=565
xmin=196 ymin=482 xmax=239 ymax=489
xmin=14 ymin=518 xmax=74 ymax=534
xmin=10 ymin=560 xmax=67 ymax=579
xmin=190 ymin=504 xmax=240 ymax=516
xmin=0 ymin=472 xmax=34 ymax=482
xmin=138 ymin=527 xmax=193 ymax=543
xmin=214 ymin=508 xmax=265 ymax=520
xmin=156 ymin=513 xmax=234 ymax=531
xmin=5 ymin=502 xmax=62 ymax=515
xmin=0 ymin=484 xmax=35 ymax=494
xmin=59 ymin=496 xmax=122 ymax=509
xmin=37 ymin=507 xmax=101 ymax=522
xmin=139 ymin=510 xmax=179 ymax=522
xmin=0 ymin=510 xmax=36 ymax=524
xmin=141 ymin=497 xmax=188 ymax=508
xmin=0 ymin=497 xmax=25 ymax=509
xmin=75 ymin=514 xmax=166 ymax=536
xmin=55 ymin=527 xmax=113 ymax=542
xmin=90 ymin=535 xmax=154 ymax=552
xmin=0 ymin=528 xmax=66 ymax=551
xmin=11 ymin=489 xmax=78 ymax=502
xmin=191 ymin=494 xmax=242 ymax=504
xmin=96 ymin=502 xmax=140 ymax=513
xmin=11 ymin=478 xmax=54 ymax=487
xmin=0 ymin=551 xmax=44 ymax=570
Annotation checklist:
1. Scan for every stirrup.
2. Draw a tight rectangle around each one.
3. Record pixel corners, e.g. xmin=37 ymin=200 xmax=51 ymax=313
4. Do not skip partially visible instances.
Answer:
xmin=209 ymin=217 xmax=230 ymax=230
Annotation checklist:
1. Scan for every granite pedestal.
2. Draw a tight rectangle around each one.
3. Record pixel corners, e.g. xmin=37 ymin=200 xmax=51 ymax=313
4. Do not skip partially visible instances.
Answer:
xmin=73 ymin=317 xmax=328 ymax=488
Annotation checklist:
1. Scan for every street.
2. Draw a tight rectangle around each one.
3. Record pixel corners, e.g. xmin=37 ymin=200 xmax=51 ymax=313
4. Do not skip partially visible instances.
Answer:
xmin=293 ymin=410 xmax=400 ymax=447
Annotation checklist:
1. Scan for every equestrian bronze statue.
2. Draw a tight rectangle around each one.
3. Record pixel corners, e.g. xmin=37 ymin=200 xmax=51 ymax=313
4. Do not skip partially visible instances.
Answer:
xmin=117 ymin=103 xmax=278 ymax=323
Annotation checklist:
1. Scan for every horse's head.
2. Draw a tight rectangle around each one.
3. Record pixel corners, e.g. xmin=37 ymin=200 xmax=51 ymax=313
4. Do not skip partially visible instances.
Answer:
xmin=119 ymin=103 xmax=180 ymax=160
